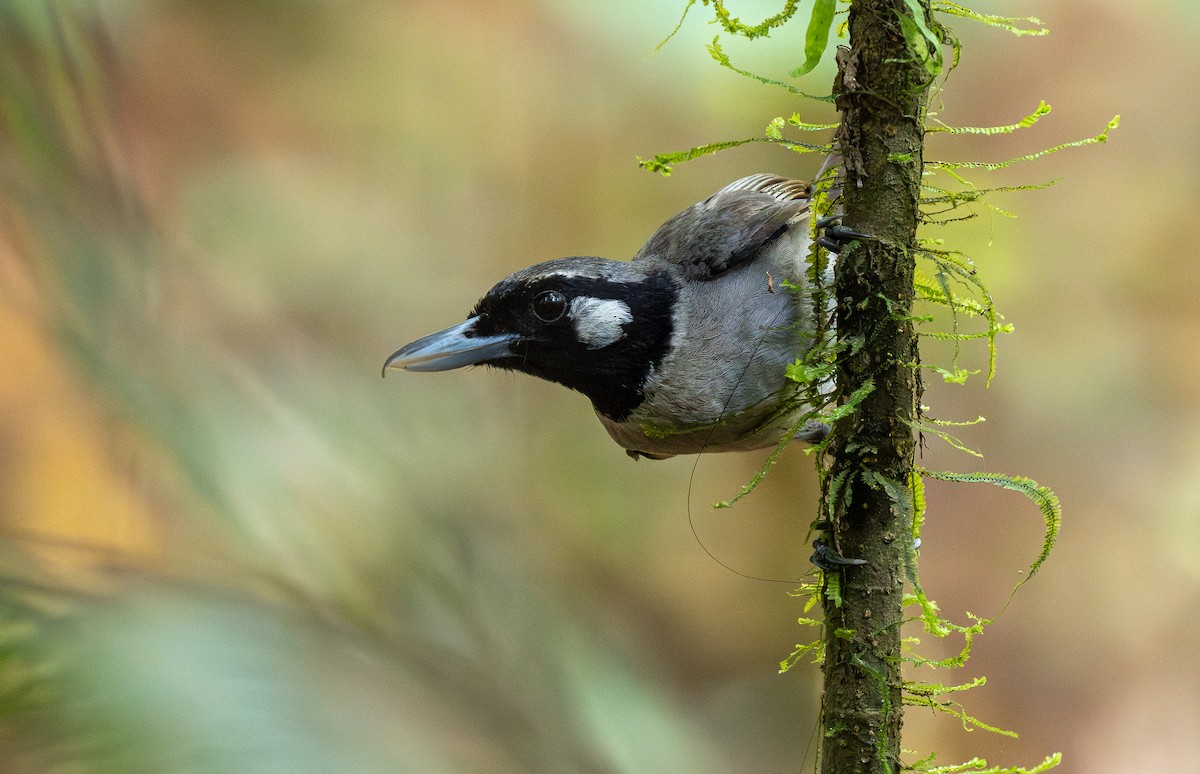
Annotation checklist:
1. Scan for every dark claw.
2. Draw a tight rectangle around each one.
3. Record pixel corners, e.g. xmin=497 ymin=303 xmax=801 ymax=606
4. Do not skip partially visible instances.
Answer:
xmin=826 ymin=223 xmax=873 ymax=241
xmin=796 ymin=419 xmax=830 ymax=444
xmin=626 ymin=449 xmax=671 ymax=461
xmin=815 ymin=215 xmax=873 ymax=253
xmin=810 ymin=537 xmax=868 ymax=571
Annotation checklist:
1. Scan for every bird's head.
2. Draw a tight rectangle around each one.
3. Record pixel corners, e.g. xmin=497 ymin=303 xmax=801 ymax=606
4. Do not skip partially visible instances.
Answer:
xmin=384 ymin=257 xmax=678 ymax=420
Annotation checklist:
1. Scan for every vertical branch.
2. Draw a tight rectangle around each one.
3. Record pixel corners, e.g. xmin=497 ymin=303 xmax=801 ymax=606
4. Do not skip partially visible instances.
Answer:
xmin=819 ymin=0 xmax=929 ymax=772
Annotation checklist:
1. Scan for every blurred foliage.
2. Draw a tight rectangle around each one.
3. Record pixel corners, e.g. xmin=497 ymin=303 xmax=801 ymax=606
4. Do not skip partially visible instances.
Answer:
xmin=0 ymin=1 xmax=1198 ymax=773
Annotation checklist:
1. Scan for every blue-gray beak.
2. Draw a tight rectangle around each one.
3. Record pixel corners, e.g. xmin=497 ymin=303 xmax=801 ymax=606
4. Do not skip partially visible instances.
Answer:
xmin=382 ymin=318 xmax=519 ymax=376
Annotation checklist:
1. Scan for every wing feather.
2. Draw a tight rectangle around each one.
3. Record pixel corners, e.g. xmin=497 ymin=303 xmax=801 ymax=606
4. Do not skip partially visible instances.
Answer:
xmin=632 ymin=174 xmax=811 ymax=281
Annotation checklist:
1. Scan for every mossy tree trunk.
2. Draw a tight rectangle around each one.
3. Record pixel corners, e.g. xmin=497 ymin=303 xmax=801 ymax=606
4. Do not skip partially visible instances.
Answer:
xmin=819 ymin=0 xmax=929 ymax=772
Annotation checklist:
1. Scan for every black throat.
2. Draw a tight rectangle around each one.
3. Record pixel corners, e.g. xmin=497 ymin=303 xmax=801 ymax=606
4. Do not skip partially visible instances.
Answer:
xmin=483 ymin=271 xmax=678 ymax=422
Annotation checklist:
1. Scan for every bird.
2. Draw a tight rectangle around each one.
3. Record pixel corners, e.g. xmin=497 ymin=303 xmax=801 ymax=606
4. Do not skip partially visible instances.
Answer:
xmin=383 ymin=171 xmax=863 ymax=460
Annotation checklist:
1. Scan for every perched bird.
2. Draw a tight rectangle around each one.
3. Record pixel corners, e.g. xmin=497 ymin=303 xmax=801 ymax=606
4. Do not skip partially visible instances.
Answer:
xmin=384 ymin=172 xmax=860 ymax=459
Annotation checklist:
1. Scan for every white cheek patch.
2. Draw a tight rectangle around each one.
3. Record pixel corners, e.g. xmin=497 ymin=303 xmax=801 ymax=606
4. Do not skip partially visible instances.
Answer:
xmin=571 ymin=297 xmax=633 ymax=349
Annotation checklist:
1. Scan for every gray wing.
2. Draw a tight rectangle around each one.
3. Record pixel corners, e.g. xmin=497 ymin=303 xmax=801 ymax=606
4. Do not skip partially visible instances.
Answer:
xmin=631 ymin=174 xmax=812 ymax=281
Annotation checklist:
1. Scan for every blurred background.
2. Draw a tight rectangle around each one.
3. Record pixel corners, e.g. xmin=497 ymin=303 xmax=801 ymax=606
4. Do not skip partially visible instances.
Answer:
xmin=0 ymin=0 xmax=1195 ymax=771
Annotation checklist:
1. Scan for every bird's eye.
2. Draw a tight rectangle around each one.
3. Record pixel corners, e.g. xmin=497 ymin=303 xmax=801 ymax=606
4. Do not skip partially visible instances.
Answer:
xmin=532 ymin=290 xmax=568 ymax=322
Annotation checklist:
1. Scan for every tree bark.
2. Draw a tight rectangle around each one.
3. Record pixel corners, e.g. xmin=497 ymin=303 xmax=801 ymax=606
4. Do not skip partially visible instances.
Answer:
xmin=819 ymin=1 xmax=928 ymax=772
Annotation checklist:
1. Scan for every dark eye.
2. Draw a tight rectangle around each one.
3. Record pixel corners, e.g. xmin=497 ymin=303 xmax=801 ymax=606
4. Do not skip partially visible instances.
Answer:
xmin=532 ymin=290 xmax=568 ymax=322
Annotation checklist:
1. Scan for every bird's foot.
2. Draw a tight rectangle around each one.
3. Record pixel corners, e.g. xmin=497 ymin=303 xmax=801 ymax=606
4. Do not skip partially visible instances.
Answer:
xmin=810 ymin=533 xmax=868 ymax=571
xmin=795 ymin=419 xmax=830 ymax=445
xmin=627 ymin=449 xmax=672 ymax=461
xmin=815 ymin=214 xmax=873 ymax=253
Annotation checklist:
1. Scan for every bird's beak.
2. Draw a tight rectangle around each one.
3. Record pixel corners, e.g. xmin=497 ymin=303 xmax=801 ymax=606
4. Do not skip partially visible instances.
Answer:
xmin=382 ymin=318 xmax=519 ymax=376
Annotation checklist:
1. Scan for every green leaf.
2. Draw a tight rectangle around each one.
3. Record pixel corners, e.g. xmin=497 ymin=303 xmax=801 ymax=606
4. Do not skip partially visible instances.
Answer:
xmin=910 ymin=470 xmax=926 ymax=546
xmin=779 ymin=639 xmax=824 ymax=672
xmin=785 ymin=359 xmax=834 ymax=384
xmin=898 ymin=0 xmax=944 ymax=78
xmin=825 ymin=380 xmax=875 ymax=424
xmin=822 ymin=566 xmax=845 ymax=607
xmin=791 ymin=0 xmax=836 ymax=77
xmin=931 ymin=365 xmax=980 ymax=385
xmin=787 ymin=113 xmax=838 ymax=131
xmin=902 ymin=0 xmax=941 ymax=50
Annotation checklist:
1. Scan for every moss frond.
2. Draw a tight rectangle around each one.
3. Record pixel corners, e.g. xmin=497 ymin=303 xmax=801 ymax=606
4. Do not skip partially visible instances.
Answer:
xmin=927 ymin=100 xmax=1051 ymax=135
xmin=708 ymin=0 xmax=801 ymax=39
xmin=932 ymin=2 xmax=1049 ymax=37
xmin=915 ymin=752 xmax=1063 ymax=773
xmin=920 ymin=470 xmax=1062 ymax=590
xmin=707 ymin=38 xmax=833 ymax=101
xmin=927 ymin=115 xmax=1120 ymax=172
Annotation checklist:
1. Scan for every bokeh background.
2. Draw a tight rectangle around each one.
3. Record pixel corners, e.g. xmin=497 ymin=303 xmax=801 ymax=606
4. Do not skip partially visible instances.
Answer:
xmin=0 ymin=0 xmax=1195 ymax=771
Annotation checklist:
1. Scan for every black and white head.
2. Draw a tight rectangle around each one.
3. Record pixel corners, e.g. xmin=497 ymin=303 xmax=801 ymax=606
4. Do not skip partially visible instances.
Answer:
xmin=383 ymin=257 xmax=678 ymax=420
